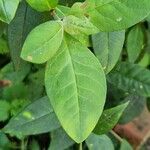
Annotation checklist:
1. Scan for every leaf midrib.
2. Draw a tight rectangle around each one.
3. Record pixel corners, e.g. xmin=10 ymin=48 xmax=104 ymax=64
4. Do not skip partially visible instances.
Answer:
xmin=31 ymin=22 xmax=63 ymax=55
xmin=64 ymin=38 xmax=82 ymax=135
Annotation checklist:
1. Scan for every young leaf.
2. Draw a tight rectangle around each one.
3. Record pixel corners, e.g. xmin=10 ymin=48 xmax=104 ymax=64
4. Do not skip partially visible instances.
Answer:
xmin=86 ymin=134 xmax=114 ymax=150
xmin=45 ymin=34 xmax=106 ymax=143
xmin=94 ymin=102 xmax=128 ymax=135
xmin=107 ymin=62 xmax=150 ymax=97
xmin=85 ymin=0 xmax=150 ymax=31
xmin=49 ymin=128 xmax=74 ymax=150
xmin=92 ymin=31 xmax=125 ymax=74
xmin=26 ymin=0 xmax=58 ymax=12
xmin=126 ymin=25 xmax=144 ymax=62
xmin=3 ymin=97 xmax=60 ymax=138
xmin=21 ymin=20 xmax=63 ymax=64
xmin=63 ymin=15 xmax=99 ymax=35
xmin=0 ymin=0 xmax=19 ymax=23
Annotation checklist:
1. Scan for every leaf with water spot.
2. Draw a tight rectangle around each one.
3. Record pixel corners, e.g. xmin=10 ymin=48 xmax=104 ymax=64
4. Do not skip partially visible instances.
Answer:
xmin=21 ymin=20 xmax=63 ymax=64
xmin=84 ymin=0 xmax=150 ymax=31
xmin=45 ymin=33 xmax=106 ymax=143
xmin=107 ymin=62 xmax=150 ymax=97
xmin=3 ymin=97 xmax=60 ymax=138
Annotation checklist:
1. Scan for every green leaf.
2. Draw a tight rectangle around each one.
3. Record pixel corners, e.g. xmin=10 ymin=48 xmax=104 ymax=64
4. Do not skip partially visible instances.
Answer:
xmin=49 ymin=128 xmax=74 ymax=150
xmin=0 ymin=132 xmax=10 ymax=149
xmin=86 ymin=133 xmax=114 ymax=150
xmin=107 ymin=62 xmax=150 ymax=97
xmin=94 ymin=102 xmax=128 ymax=135
xmin=120 ymin=140 xmax=133 ymax=150
xmin=85 ymin=0 xmax=150 ymax=31
xmin=0 ymin=63 xmax=30 ymax=83
xmin=0 ymin=0 xmax=19 ymax=23
xmin=119 ymin=94 xmax=146 ymax=124
xmin=45 ymin=34 xmax=106 ymax=143
xmin=26 ymin=0 xmax=58 ymax=12
xmin=0 ymin=100 xmax=10 ymax=121
xmin=138 ymin=52 xmax=150 ymax=67
xmin=0 ymin=37 xmax=9 ymax=54
xmin=29 ymin=140 xmax=40 ymax=150
xmin=63 ymin=15 xmax=99 ymax=35
xmin=21 ymin=20 xmax=63 ymax=64
xmin=3 ymin=96 xmax=60 ymax=138
xmin=92 ymin=31 xmax=125 ymax=74
xmin=8 ymin=1 xmax=51 ymax=70
xmin=126 ymin=25 xmax=145 ymax=62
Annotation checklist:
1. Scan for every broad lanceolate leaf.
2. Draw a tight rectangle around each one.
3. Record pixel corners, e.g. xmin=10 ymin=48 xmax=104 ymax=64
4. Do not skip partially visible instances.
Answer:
xmin=21 ymin=20 xmax=63 ymax=64
xmin=45 ymin=34 xmax=106 ymax=143
xmin=85 ymin=0 xmax=150 ymax=31
xmin=63 ymin=15 xmax=99 ymax=35
xmin=92 ymin=31 xmax=125 ymax=74
xmin=126 ymin=25 xmax=144 ymax=62
xmin=0 ymin=0 xmax=19 ymax=23
xmin=26 ymin=0 xmax=58 ymax=12
xmin=94 ymin=102 xmax=128 ymax=135
xmin=3 ymin=97 xmax=60 ymax=138
xmin=86 ymin=134 xmax=114 ymax=150
xmin=107 ymin=62 xmax=150 ymax=97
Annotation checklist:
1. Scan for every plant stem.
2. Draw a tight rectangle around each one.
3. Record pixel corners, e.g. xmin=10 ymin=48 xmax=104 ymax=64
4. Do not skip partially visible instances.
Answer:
xmin=21 ymin=139 xmax=25 ymax=150
xmin=110 ymin=130 xmax=123 ymax=142
xmin=79 ymin=143 xmax=82 ymax=150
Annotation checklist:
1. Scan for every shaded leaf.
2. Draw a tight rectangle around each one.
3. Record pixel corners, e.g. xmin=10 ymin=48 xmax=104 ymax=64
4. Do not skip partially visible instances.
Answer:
xmin=3 ymin=97 xmax=60 ymax=138
xmin=92 ymin=31 xmax=125 ymax=74
xmin=119 ymin=94 xmax=146 ymax=124
xmin=126 ymin=25 xmax=144 ymax=62
xmin=49 ymin=128 xmax=74 ymax=150
xmin=107 ymin=62 xmax=150 ymax=97
xmin=86 ymin=133 xmax=114 ymax=150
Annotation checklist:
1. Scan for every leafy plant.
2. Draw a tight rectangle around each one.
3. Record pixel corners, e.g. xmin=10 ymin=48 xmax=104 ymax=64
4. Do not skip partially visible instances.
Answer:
xmin=0 ymin=0 xmax=150 ymax=149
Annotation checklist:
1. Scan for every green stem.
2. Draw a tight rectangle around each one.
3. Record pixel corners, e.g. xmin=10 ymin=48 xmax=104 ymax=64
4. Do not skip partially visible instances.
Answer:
xmin=79 ymin=143 xmax=82 ymax=150
xmin=110 ymin=130 xmax=123 ymax=142
xmin=21 ymin=139 xmax=25 ymax=150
